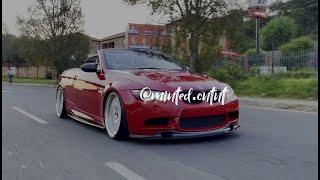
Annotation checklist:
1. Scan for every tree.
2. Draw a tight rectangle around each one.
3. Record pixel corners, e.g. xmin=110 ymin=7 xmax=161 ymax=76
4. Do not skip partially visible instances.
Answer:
xmin=2 ymin=23 xmax=9 ymax=34
xmin=124 ymin=0 xmax=228 ymax=72
xmin=17 ymin=0 xmax=87 ymax=79
xmin=17 ymin=38 xmax=46 ymax=79
xmin=243 ymin=48 xmax=265 ymax=57
xmin=2 ymin=33 xmax=26 ymax=66
xmin=221 ymin=9 xmax=255 ymax=54
xmin=261 ymin=16 xmax=298 ymax=51
xmin=269 ymin=0 xmax=318 ymax=35
xmin=64 ymin=32 xmax=91 ymax=67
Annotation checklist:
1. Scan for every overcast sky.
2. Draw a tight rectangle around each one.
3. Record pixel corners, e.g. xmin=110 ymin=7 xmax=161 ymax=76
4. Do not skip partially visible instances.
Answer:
xmin=2 ymin=0 xmax=278 ymax=39
xmin=2 ymin=0 xmax=162 ymax=38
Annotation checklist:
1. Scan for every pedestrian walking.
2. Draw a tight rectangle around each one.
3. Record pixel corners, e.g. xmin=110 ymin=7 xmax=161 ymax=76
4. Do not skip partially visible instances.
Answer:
xmin=8 ymin=67 xmax=15 ymax=84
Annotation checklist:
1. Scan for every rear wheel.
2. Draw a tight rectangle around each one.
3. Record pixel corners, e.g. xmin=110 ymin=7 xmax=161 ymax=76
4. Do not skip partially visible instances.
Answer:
xmin=56 ymin=86 xmax=68 ymax=118
xmin=104 ymin=92 xmax=129 ymax=140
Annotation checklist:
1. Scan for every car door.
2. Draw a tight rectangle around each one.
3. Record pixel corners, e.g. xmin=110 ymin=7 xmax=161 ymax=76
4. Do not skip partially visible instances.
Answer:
xmin=73 ymin=56 xmax=105 ymax=124
xmin=59 ymin=69 xmax=78 ymax=111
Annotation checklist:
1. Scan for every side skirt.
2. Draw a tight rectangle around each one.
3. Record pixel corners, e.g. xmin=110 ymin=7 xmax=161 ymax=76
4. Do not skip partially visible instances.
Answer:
xmin=68 ymin=114 xmax=105 ymax=129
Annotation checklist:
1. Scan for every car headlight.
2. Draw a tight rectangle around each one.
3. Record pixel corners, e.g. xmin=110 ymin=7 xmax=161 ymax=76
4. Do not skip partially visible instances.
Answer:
xmin=131 ymin=89 xmax=164 ymax=101
xmin=224 ymin=84 xmax=237 ymax=99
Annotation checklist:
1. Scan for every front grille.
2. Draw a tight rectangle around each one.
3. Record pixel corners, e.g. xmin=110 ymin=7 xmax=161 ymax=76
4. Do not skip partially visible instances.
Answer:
xmin=144 ymin=118 xmax=169 ymax=126
xmin=228 ymin=111 xmax=239 ymax=120
xmin=180 ymin=90 xmax=222 ymax=104
xmin=179 ymin=115 xmax=225 ymax=129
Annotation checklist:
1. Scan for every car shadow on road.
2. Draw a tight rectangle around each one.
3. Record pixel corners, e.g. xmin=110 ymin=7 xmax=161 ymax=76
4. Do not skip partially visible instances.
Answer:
xmin=128 ymin=132 xmax=240 ymax=145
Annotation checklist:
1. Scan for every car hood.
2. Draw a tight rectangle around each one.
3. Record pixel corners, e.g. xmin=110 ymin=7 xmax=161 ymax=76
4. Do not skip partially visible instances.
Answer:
xmin=109 ymin=70 xmax=227 ymax=91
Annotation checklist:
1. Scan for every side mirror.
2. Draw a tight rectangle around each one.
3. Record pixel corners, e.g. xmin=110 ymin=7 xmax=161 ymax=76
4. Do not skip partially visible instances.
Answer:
xmin=185 ymin=66 xmax=190 ymax=71
xmin=182 ymin=65 xmax=190 ymax=72
xmin=80 ymin=63 xmax=98 ymax=72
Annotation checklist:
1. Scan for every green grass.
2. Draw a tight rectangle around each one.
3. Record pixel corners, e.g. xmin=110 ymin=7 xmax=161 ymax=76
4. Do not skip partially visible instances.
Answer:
xmin=234 ymin=76 xmax=318 ymax=100
xmin=2 ymin=76 xmax=57 ymax=85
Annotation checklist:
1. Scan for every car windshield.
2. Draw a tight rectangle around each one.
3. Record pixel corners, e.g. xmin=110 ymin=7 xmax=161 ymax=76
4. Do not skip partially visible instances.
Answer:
xmin=103 ymin=49 xmax=183 ymax=70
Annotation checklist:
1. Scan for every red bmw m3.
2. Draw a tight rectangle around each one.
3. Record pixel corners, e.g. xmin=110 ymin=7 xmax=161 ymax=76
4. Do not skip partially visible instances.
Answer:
xmin=56 ymin=49 xmax=240 ymax=140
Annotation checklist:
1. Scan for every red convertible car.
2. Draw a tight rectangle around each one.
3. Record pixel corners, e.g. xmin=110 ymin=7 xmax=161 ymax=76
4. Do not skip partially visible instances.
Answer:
xmin=56 ymin=49 xmax=239 ymax=139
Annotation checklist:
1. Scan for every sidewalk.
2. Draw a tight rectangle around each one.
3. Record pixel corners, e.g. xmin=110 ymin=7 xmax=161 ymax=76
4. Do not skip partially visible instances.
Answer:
xmin=2 ymin=82 xmax=57 ymax=88
xmin=2 ymin=82 xmax=318 ymax=112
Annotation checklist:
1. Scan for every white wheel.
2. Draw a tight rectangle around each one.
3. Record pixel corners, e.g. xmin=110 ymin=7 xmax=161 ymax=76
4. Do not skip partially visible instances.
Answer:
xmin=56 ymin=87 xmax=67 ymax=118
xmin=104 ymin=92 xmax=128 ymax=139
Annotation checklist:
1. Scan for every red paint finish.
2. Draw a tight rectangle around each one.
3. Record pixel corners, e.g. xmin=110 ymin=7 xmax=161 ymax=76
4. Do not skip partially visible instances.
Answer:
xmin=118 ymin=90 xmax=239 ymax=135
xmin=58 ymin=49 xmax=239 ymax=136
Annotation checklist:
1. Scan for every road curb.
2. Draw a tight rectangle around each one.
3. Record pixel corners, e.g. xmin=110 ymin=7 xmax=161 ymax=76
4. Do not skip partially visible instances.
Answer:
xmin=2 ymin=82 xmax=57 ymax=88
xmin=239 ymin=97 xmax=318 ymax=113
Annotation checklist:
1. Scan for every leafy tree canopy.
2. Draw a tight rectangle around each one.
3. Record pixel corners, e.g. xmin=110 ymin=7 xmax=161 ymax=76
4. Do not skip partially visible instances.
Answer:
xmin=269 ymin=0 xmax=318 ymax=35
xmin=17 ymin=0 xmax=88 ymax=78
xmin=261 ymin=16 xmax=298 ymax=51
xmin=2 ymin=34 xmax=26 ymax=66
xmin=123 ymin=0 xmax=228 ymax=72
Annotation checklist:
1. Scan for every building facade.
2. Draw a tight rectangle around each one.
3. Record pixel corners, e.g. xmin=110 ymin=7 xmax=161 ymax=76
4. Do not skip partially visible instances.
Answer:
xmin=89 ymin=22 xmax=235 ymax=58
xmin=89 ymin=23 xmax=172 ymax=53
xmin=100 ymin=32 xmax=126 ymax=49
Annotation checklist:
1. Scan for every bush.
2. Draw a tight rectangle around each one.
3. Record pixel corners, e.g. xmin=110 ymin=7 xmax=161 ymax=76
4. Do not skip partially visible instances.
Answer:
xmin=208 ymin=64 xmax=249 ymax=86
xmin=198 ymin=45 xmax=221 ymax=72
xmin=279 ymin=36 xmax=315 ymax=70
xmin=280 ymin=36 xmax=315 ymax=53
xmin=261 ymin=16 xmax=298 ymax=51
xmin=243 ymin=48 xmax=266 ymax=57
xmin=45 ymin=71 xmax=53 ymax=79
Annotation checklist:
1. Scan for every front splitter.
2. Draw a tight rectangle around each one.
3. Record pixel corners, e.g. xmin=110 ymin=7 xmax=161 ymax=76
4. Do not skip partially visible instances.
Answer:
xmin=130 ymin=124 xmax=240 ymax=139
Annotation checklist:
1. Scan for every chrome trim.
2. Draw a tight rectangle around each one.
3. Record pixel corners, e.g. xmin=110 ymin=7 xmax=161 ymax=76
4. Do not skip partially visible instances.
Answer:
xmin=234 ymin=124 xmax=240 ymax=129
xmin=130 ymin=124 xmax=240 ymax=139
xmin=71 ymin=109 xmax=94 ymax=121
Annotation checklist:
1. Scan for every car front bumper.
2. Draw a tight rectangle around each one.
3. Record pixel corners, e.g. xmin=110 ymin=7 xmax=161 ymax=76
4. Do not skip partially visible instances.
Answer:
xmin=119 ymin=90 xmax=240 ymax=137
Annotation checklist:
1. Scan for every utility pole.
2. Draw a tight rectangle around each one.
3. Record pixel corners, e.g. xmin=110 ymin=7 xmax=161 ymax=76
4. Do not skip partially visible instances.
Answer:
xmin=249 ymin=0 xmax=268 ymax=57
xmin=271 ymin=38 xmax=274 ymax=74
xmin=256 ymin=18 xmax=260 ymax=57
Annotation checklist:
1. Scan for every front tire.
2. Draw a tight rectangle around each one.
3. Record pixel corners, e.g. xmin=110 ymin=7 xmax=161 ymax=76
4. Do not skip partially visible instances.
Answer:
xmin=104 ymin=92 xmax=129 ymax=140
xmin=56 ymin=86 xmax=68 ymax=118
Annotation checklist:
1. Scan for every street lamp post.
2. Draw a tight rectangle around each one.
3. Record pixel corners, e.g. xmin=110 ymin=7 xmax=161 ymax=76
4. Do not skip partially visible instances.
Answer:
xmin=256 ymin=18 xmax=260 ymax=57
xmin=271 ymin=38 xmax=274 ymax=74
xmin=248 ymin=0 xmax=268 ymax=56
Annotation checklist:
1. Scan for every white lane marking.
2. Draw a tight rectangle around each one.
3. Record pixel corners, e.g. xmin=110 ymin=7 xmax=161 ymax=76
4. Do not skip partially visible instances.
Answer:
xmin=39 ymin=161 xmax=45 ymax=169
xmin=105 ymin=162 xmax=146 ymax=180
xmin=12 ymin=106 xmax=48 ymax=124
xmin=241 ymin=105 xmax=317 ymax=114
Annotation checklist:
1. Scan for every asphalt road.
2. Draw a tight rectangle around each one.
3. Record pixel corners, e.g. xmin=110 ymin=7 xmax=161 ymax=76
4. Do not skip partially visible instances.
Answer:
xmin=2 ymin=85 xmax=318 ymax=180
